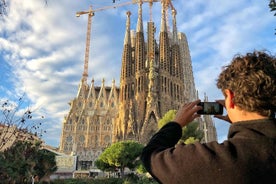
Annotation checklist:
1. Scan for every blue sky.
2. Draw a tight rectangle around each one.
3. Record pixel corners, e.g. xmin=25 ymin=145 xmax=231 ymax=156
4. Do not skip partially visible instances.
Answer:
xmin=0 ymin=0 xmax=275 ymax=147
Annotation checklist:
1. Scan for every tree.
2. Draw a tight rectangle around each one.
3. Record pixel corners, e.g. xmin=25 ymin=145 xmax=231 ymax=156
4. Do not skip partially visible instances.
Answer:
xmin=270 ymin=0 xmax=276 ymax=14
xmin=95 ymin=159 xmax=115 ymax=172
xmin=0 ymin=141 xmax=39 ymax=183
xmin=270 ymin=0 xmax=276 ymax=25
xmin=158 ymin=110 xmax=203 ymax=143
xmin=136 ymin=162 xmax=147 ymax=174
xmin=181 ymin=121 xmax=203 ymax=143
xmin=0 ymin=140 xmax=57 ymax=183
xmin=269 ymin=0 xmax=276 ymax=34
xmin=158 ymin=110 xmax=177 ymax=129
xmin=0 ymin=96 xmax=45 ymax=151
xmin=96 ymin=140 xmax=144 ymax=178
xmin=34 ymin=148 xmax=57 ymax=182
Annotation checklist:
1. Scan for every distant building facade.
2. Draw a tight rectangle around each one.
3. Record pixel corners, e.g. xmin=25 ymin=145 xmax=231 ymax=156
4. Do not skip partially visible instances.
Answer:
xmin=59 ymin=2 xmax=217 ymax=171
xmin=59 ymin=79 xmax=119 ymax=170
xmin=0 ymin=124 xmax=41 ymax=151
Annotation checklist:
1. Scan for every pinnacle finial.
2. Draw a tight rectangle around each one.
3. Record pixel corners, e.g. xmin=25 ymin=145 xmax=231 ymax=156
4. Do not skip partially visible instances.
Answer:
xmin=136 ymin=1 xmax=143 ymax=32
xmin=126 ymin=11 xmax=131 ymax=17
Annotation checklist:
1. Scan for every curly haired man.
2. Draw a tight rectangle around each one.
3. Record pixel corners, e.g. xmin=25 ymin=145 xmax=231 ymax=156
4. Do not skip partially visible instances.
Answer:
xmin=141 ymin=51 xmax=276 ymax=184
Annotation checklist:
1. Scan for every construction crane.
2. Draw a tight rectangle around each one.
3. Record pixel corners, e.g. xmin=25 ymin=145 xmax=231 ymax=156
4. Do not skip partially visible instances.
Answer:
xmin=163 ymin=0 xmax=175 ymax=12
xmin=76 ymin=1 xmax=142 ymax=82
xmin=76 ymin=3 xmax=133 ymax=82
xmin=146 ymin=0 xmax=176 ymax=19
xmin=76 ymin=0 xmax=175 ymax=82
xmin=76 ymin=6 xmax=93 ymax=82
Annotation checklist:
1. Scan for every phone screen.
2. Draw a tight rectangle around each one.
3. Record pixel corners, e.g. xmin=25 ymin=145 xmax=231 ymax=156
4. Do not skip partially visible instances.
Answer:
xmin=197 ymin=102 xmax=223 ymax=115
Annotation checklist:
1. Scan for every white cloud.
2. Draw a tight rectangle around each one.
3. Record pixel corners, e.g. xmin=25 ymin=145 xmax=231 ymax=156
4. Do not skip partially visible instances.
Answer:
xmin=0 ymin=0 xmax=275 ymax=147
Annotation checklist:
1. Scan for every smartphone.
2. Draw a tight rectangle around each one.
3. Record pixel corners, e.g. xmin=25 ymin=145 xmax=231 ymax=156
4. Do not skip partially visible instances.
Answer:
xmin=197 ymin=102 xmax=223 ymax=115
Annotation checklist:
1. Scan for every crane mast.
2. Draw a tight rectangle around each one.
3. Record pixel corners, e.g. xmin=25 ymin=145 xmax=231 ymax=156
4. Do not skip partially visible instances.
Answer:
xmin=84 ymin=11 xmax=92 ymax=82
xmin=76 ymin=6 xmax=94 ymax=83
xmin=76 ymin=2 xmax=138 ymax=83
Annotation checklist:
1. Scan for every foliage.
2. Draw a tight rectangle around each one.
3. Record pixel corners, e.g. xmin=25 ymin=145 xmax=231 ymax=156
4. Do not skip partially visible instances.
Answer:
xmin=0 ymin=140 xmax=57 ymax=183
xmin=184 ymin=137 xmax=198 ymax=144
xmin=96 ymin=140 xmax=144 ymax=178
xmin=135 ymin=176 xmax=159 ymax=184
xmin=34 ymin=149 xmax=58 ymax=180
xmin=51 ymin=176 xmax=158 ymax=184
xmin=50 ymin=178 xmax=123 ymax=184
xmin=270 ymin=0 xmax=276 ymax=34
xmin=158 ymin=110 xmax=177 ymax=129
xmin=0 ymin=141 xmax=38 ymax=183
xmin=136 ymin=162 xmax=147 ymax=174
xmin=158 ymin=110 xmax=203 ymax=143
xmin=270 ymin=0 xmax=276 ymax=14
xmin=94 ymin=159 xmax=115 ymax=172
xmin=181 ymin=121 xmax=203 ymax=143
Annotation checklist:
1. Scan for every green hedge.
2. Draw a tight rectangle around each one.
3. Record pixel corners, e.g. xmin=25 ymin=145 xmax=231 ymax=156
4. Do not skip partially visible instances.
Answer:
xmin=46 ymin=176 xmax=158 ymax=184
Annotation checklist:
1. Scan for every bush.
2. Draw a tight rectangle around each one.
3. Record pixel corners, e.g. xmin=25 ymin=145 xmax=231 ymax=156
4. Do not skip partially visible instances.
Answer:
xmin=50 ymin=174 xmax=158 ymax=184
xmin=136 ymin=176 xmax=158 ymax=184
xmin=51 ymin=178 xmax=123 ymax=184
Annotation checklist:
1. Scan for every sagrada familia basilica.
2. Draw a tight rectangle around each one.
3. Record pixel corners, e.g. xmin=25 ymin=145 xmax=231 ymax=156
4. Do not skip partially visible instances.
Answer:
xmin=58 ymin=1 xmax=217 ymax=171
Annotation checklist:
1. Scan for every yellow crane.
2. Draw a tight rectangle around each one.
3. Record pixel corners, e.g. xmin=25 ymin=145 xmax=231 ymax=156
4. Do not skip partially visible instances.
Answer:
xmin=76 ymin=0 xmax=175 ymax=82
xmin=76 ymin=1 xmax=140 ymax=82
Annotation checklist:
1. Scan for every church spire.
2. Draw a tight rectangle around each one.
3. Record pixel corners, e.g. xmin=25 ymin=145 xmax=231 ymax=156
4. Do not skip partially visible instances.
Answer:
xmin=136 ymin=0 xmax=143 ymax=33
xmin=159 ymin=0 xmax=170 ymax=73
xmin=160 ymin=1 xmax=167 ymax=32
xmin=120 ymin=11 xmax=133 ymax=84
xmin=135 ymin=0 xmax=145 ymax=72
xmin=124 ymin=11 xmax=131 ymax=45
xmin=172 ymin=9 xmax=178 ymax=45
xmin=87 ymin=78 xmax=95 ymax=99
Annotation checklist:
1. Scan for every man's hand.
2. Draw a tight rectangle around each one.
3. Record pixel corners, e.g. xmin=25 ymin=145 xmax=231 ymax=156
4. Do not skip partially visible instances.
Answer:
xmin=214 ymin=100 xmax=232 ymax=124
xmin=174 ymin=100 xmax=202 ymax=128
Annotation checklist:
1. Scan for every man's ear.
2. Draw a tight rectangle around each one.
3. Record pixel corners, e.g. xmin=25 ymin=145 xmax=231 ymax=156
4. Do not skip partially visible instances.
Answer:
xmin=224 ymin=89 xmax=235 ymax=109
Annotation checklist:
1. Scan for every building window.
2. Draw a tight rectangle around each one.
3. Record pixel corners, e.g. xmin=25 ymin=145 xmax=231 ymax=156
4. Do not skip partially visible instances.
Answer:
xmin=104 ymin=135 xmax=110 ymax=143
xmin=66 ymin=135 xmax=73 ymax=142
xmin=79 ymin=135 xmax=85 ymax=142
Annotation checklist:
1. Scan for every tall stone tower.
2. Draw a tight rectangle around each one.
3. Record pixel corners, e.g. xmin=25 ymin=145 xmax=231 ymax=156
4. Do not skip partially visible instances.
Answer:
xmin=113 ymin=2 xmax=197 ymax=144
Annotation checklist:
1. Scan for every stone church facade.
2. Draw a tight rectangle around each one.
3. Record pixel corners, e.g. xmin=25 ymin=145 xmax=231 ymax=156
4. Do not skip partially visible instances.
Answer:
xmin=59 ymin=2 xmax=217 ymax=170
